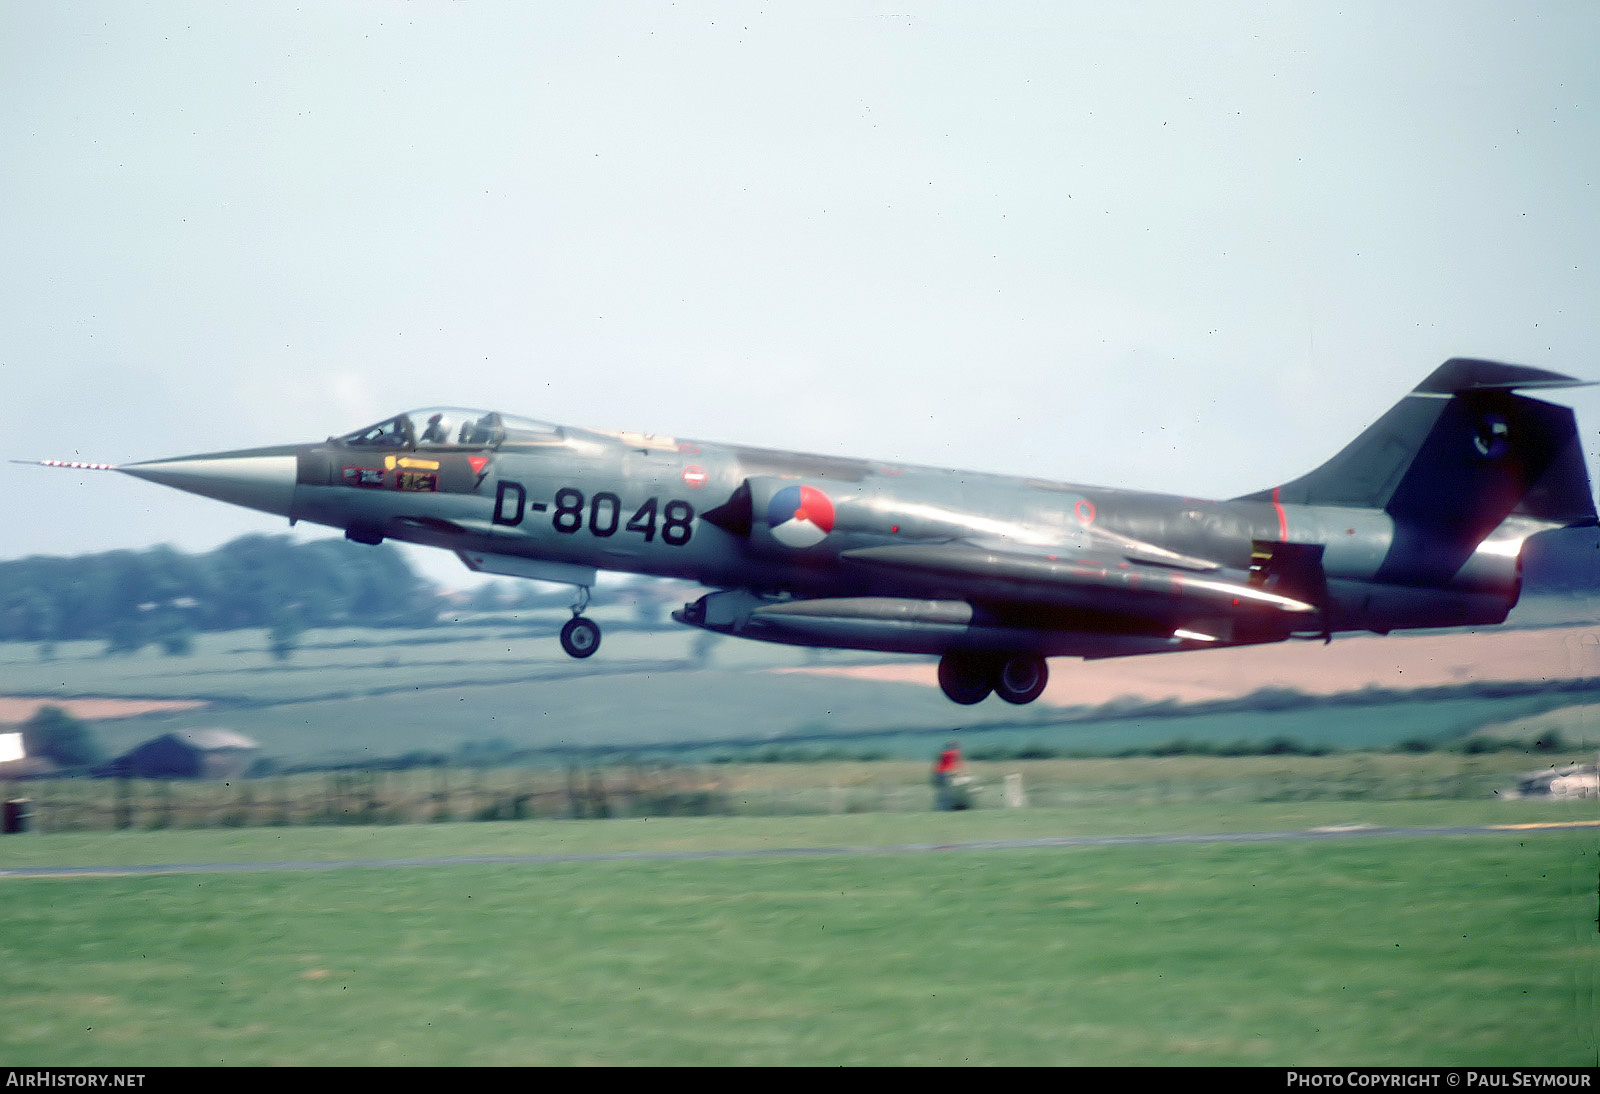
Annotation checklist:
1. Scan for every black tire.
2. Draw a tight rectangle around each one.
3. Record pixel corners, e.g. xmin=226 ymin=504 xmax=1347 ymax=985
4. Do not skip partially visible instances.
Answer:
xmin=560 ymin=616 xmax=601 ymax=659
xmin=937 ymin=652 xmax=994 ymax=705
xmin=993 ymin=654 xmax=1049 ymax=705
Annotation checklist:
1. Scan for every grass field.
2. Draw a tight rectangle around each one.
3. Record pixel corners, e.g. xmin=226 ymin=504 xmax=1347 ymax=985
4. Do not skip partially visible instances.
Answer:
xmin=0 ymin=805 xmax=1595 ymax=1065
xmin=4 ymin=624 xmax=1597 ymax=1063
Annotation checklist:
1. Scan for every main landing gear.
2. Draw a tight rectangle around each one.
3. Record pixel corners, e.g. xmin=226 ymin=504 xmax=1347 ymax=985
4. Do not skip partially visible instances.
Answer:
xmin=559 ymin=585 xmax=601 ymax=659
xmin=936 ymin=651 xmax=1049 ymax=705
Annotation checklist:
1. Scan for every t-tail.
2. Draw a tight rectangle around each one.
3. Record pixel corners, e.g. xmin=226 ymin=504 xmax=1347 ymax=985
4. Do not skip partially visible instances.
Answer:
xmin=1239 ymin=358 xmax=1596 ymax=632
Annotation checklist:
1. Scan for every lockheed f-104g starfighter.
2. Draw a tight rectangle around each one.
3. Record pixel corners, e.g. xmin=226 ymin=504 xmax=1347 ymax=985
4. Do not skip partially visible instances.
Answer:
xmin=34 ymin=357 xmax=1596 ymax=705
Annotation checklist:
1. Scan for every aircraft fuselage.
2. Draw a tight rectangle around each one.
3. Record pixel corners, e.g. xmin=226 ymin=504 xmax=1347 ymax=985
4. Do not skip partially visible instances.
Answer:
xmin=92 ymin=358 xmax=1596 ymax=704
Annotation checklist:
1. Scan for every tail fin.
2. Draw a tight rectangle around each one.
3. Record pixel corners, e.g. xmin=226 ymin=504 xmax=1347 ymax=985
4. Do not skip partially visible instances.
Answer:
xmin=1241 ymin=358 xmax=1597 ymax=575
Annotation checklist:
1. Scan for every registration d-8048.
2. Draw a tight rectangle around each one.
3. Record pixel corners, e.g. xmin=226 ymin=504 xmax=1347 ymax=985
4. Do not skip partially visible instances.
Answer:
xmin=493 ymin=482 xmax=694 ymax=546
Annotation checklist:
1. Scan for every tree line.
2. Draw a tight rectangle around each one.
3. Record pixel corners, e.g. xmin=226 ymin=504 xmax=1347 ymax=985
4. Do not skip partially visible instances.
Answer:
xmin=0 ymin=535 xmax=441 ymax=653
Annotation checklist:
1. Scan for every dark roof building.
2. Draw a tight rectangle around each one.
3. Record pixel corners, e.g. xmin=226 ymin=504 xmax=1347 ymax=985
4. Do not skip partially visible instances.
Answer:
xmin=105 ymin=730 xmax=260 ymax=780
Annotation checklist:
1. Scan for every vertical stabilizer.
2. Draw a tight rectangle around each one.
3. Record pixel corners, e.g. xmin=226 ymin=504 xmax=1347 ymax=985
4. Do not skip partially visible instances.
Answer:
xmin=1240 ymin=359 xmax=1596 ymax=579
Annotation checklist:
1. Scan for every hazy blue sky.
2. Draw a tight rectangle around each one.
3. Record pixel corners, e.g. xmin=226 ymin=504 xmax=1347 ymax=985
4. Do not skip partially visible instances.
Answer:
xmin=4 ymin=2 xmax=1598 ymax=588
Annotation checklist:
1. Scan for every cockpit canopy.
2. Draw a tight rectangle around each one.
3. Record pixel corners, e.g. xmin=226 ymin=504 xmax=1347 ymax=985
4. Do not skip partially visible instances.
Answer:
xmin=337 ymin=408 xmax=561 ymax=450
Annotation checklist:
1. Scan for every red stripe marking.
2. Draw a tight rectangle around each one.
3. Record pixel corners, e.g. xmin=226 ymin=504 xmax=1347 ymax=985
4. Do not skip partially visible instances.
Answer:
xmin=1272 ymin=486 xmax=1288 ymax=541
xmin=41 ymin=460 xmax=115 ymax=470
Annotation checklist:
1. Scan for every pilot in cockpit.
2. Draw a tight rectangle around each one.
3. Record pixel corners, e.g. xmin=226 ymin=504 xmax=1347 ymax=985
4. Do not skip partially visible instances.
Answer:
xmin=420 ymin=413 xmax=449 ymax=445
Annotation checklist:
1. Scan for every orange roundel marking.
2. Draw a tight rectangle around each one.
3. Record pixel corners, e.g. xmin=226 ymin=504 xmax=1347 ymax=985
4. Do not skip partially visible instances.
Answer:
xmin=1074 ymin=499 xmax=1096 ymax=524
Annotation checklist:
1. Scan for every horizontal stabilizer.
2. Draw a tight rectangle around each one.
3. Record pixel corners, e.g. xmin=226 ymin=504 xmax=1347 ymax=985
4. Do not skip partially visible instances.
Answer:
xmin=1414 ymin=358 xmax=1592 ymax=394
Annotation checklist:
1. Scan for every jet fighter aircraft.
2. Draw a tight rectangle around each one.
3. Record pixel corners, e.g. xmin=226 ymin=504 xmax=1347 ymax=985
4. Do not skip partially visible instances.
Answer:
xmin=34 ymin=358 xmax=1596 ymax=705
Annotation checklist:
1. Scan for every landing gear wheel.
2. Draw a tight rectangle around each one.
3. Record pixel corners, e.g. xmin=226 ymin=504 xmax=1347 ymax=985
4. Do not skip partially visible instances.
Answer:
xmin=560 ymin=616 xmax=601 ymax=659
xmin=937 ymin=652 xmax=995 ymax=705
xmin=993 ymin=654 xmax=1049 ymax=705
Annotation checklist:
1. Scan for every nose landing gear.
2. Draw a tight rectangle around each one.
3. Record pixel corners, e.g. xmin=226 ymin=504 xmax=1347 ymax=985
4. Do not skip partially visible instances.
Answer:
xmin=559 ymin=585 xmax=601 ymax=659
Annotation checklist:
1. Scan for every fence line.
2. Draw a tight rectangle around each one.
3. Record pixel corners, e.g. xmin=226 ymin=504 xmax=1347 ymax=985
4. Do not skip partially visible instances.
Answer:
xmin=0 ymin=754 xmax=1540 ymax=833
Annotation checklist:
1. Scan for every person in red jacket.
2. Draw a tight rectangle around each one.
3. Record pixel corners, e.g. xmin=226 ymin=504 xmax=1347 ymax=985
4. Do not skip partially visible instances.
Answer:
xmin=932 ymin=739 xmax=966 ymax=811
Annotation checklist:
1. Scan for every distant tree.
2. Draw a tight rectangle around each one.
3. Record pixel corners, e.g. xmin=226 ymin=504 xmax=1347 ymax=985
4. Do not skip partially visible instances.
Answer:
xmin=156 ymin=622 xmax=196 ymax=657
xmin=468 ymin=582 xmax=507 ymax=612
xmin=103 ymin=618 xmax=148 ymax=657
xmin=0 ymin=535 xmax=440 ymax=643
xmin=2 ymin=589 xmax=58 ymax=643
xmin=212 ymin=535 xmax=300 ymax=630
xmin=627 ymin=579 xmax=666 ymax=626
xmin=268 ymin=609 xmax=305 ymax=661
xmin=21 ymin=706 xmax=104 ymax=768
xmin=508 ymin=582 xmax=572 ymax=610
xmin=691 ymin=630 xmax=722 ymax=666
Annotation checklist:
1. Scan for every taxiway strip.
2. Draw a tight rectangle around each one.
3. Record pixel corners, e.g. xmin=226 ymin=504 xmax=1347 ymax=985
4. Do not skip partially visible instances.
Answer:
xmin=1 ymin=819 xmax=1595 ymax=879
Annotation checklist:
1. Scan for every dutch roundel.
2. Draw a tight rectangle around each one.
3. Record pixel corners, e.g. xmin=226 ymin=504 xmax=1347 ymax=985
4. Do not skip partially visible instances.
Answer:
xmin=767 ymin=484 xmax=835 ymax=548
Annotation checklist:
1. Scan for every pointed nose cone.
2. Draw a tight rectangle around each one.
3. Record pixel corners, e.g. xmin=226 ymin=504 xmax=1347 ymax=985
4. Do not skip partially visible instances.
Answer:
xmin=119 ymin=445 xmax=299 ymax=518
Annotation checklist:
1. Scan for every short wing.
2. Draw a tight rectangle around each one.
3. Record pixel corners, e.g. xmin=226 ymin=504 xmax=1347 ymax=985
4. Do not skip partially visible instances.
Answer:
xmin=839 ymin=541 xmax=1317 ymax=623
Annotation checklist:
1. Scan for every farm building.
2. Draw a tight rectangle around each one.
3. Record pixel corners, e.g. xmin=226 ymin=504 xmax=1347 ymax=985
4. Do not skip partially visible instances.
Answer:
xmin=105 ymin=730 xmax=260 ymax=779
xmin=0 ymin=732 xmax=57 ymax=779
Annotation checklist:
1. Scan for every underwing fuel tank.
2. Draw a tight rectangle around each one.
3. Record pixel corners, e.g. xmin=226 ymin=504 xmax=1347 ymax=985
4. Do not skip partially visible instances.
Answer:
xmin=674 ymin=589 xmax=1202 ymax=657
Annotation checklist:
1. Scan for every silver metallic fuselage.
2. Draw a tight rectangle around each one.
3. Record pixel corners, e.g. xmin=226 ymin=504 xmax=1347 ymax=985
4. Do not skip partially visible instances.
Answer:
xmin=122 ymin=420 xmax=1531 ymax=660
xmin=92 ymin=358 xmax=1594 ymax=704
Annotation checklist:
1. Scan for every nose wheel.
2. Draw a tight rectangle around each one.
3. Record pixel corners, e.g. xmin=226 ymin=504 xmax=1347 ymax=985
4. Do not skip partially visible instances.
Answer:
xmin=559 ymin=586 xmax=601 ymax=659
xmin=560 ymin=616 xmax=601 ymax=659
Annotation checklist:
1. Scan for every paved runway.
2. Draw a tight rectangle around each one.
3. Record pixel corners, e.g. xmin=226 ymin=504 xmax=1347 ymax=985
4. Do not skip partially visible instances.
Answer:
xmin=2 ymin=819 xmax=1595 ymax=879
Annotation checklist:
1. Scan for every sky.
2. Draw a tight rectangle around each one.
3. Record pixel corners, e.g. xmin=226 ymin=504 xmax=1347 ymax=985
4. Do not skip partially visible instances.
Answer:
xmin=3 ymin=2 xmax=1598 ymax=590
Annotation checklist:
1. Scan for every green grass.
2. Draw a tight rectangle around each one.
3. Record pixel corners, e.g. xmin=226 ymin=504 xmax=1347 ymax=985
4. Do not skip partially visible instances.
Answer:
xmin=0 ymin=810 xmax=1595 ymax=1064
xmin=0 ymin=798 xmax=1596 ymax=867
